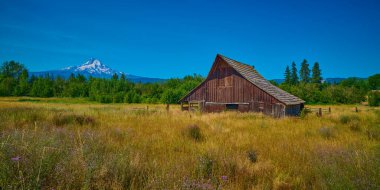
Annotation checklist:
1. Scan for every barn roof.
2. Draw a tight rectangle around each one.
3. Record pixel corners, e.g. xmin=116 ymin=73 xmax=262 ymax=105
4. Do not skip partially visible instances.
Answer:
xmin=218 ymin=54 xmax=305 ymax=105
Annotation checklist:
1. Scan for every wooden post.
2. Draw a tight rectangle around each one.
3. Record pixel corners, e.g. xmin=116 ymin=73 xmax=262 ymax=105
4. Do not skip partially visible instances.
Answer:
xmin=198 ymin=101 xmax=204 ymax=112
xmin=355 ymin=107 xmax=358 ymax=112
xmin=318 ymin=108 xmax=322 ymax=117
xmin=166 ymin=104 xmax=170 ymax=112
xmin=328 ymin=107 xmax=331 ymax=113
xmin=146 ymin=106 xmax=149 ymax=110
xmin=180 ymin=102 xmax=183 ymax=111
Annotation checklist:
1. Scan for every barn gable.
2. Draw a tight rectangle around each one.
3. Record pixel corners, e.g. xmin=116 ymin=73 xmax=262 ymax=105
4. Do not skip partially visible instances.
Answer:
xmin=219 ymin=55 xmax=305 ymax=105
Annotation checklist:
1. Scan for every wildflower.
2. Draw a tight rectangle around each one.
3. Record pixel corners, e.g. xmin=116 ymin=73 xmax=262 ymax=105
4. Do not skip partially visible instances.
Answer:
xmin=11 ymin=156 xmax=21 ymax=161
xmin=221 ymin=175 xmax=228 ymax=181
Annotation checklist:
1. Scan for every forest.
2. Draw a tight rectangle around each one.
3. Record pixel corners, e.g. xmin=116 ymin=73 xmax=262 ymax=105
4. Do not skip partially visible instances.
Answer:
xmin=0 ymin=60 xmax=379 ymax=106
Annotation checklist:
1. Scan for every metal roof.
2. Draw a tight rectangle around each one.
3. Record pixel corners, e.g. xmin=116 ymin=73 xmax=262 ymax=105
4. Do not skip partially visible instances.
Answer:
xmin=218 ymin=54 xmax=305 ymax=105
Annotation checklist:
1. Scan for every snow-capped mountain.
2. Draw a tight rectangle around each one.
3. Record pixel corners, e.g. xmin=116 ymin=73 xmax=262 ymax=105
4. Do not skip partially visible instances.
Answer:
xmin=30 ymin=59 xmax=165 ymax=83
xmin=61 ymin=58 xmax=122 ymax=78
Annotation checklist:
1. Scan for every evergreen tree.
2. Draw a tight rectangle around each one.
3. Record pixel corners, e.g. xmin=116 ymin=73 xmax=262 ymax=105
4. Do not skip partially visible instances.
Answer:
xmin=112 ymin=73 xmax=119 ymax=80
xmin=299 ymin=59 xmax=310 ymax=83
xmin=69 ymin=73 xmax=75 ymax=82
xmin=120 ymin=73 xmax=126 ymax=81
xmin=311 ymin=62 xmax=322 ymax=84
xmin=290 ymin=62 xmax=299 ymax=85
xmin=284 ymin=66 xmax=291 ymax=85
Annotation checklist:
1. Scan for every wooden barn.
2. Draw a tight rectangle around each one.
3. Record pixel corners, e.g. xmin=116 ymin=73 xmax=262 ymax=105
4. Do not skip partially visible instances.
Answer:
xmin=179 ymin=54 xmax=305 ymax=117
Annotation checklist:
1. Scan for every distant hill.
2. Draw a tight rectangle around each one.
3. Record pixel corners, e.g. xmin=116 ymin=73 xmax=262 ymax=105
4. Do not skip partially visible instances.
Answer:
xmin=271 ymin=77 xmax=367 ymax=84
xmin=30 ymin=58 xmax=166 ymax=83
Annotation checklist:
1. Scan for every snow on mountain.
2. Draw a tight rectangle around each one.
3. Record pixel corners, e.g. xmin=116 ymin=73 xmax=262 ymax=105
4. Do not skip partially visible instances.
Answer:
xmin=30 ymin=58 xmax=166 ymax=83
xmin=62 ymin=58 xmax=121 ymax=77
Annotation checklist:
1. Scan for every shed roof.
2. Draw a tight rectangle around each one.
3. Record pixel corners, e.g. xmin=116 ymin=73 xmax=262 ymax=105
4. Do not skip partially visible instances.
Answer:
xmin=218 ymin=54 xmax=305 ymax=105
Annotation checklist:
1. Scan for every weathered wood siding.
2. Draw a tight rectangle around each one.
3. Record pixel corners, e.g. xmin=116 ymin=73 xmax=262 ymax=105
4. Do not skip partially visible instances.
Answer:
xmin=183 ymin=58 xmax=282 ymax=105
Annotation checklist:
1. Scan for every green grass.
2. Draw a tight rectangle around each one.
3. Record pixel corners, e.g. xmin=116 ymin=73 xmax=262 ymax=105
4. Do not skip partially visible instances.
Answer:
xmin=0 ymin=98 xmax=379 ymax=189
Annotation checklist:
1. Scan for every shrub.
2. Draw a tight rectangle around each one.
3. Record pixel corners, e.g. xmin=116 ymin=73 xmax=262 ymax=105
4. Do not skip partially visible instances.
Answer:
xmin=339 ymin=115 xmax=360 ymax=124
xmin=368 ymin=91 xmax=380 ymax=107
xmin=185 ymin=124 xmax=203 ymax=141
xmin=247 ymin=149 xmax=257 ymax=163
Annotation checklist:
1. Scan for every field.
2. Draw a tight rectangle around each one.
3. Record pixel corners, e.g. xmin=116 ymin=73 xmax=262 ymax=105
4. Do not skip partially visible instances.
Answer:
xmin=0 ymin=97 xmax=380 ymax=189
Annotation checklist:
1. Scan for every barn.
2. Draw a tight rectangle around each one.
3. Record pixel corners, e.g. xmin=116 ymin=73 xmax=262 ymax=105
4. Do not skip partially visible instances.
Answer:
xmin=179 ymin=54 xmax=305 ymax=117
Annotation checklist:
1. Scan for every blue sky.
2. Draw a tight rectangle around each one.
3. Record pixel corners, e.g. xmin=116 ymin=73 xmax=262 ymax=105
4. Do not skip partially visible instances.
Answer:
xmin=0 ymin=0 xmax=379 ymax=79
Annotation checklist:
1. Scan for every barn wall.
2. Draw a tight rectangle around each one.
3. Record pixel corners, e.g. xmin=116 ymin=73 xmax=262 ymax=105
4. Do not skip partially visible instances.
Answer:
xmin=204 ymin=104 xmax=226 ymax=112
xmin=183 ymin=58 xmax=282 ymax=105
xmin=203 ymin=103 xmax=250 ymax=112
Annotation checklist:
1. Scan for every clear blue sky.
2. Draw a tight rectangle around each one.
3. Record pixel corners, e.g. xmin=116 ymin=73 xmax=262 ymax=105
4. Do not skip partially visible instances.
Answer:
xmin=0 ymin=0 xmax=379 ymax=79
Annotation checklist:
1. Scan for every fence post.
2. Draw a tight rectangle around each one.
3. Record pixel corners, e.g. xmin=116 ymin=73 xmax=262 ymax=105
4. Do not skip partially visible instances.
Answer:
xmin=318 ymin=108 xmax=322 ymax=117
xmin=166 ymin=104 xmax=170 ymax=112
xmin=355 ymin=107 xmax=358 ymax=112
xmin=146 ymin=106 xmax=149 ymax=111
xmin=328 ymin=107 xmax=331 ymax=113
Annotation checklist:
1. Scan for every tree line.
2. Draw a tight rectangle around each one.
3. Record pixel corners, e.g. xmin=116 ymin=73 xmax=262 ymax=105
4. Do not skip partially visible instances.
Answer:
xmin=277 ymin=59 xmax=380 ymax=106
xmin=0 ymin=60 xmax=379 ymax=105
xmin=0 ymin=61 xmax=203 ymax=104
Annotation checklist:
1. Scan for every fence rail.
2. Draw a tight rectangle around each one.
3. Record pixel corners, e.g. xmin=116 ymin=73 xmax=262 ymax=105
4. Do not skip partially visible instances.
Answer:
xmin=305 ymin=107 xmax=331 ymax=117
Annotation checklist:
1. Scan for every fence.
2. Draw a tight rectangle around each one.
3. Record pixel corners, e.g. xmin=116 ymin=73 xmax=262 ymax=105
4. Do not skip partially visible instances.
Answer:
xmin=305 ymin=107 xmax=331 ymax=117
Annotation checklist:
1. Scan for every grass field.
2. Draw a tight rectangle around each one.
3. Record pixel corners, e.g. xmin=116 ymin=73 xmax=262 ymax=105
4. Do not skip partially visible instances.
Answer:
xmin=0 ymin=97 xmax=379 ymax=189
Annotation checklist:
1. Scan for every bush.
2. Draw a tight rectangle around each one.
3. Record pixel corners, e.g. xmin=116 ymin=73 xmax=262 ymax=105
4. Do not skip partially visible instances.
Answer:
xmin=185 ymin=124 xmax=203 ymax=141
xmin=368 ymin=91 xmax=380 ymax=107
xmin=247 ymin=149 xmax=257 ymax=163
xmin=339 ymin=115 xmax=360 ymax=124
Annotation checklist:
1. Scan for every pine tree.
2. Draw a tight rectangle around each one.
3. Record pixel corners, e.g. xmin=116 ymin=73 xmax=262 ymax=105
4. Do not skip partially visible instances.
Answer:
xmin=299 ymin=59 xmax=310 ymax=83
xmin=120 ymin=74 xmax=126 ymax=81
xmin=112 ymin=73 xmax=119 ymax=80
xmin=284 ymin=66 xmax=291 ymax=85
xmin=290 ymin=62 xmax=299 ymax=85
xmin=311 ymin=62 xmax=322 ymax=84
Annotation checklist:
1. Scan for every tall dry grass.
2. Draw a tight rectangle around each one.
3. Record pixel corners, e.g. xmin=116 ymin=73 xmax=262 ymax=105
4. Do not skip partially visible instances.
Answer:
xmin=0 ymin=98 xmax=379 ymax=189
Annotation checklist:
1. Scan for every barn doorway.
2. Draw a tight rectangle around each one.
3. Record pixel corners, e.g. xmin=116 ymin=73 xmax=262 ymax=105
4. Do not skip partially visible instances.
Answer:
xmin=226 ymin=104 xmax=238 ymax=110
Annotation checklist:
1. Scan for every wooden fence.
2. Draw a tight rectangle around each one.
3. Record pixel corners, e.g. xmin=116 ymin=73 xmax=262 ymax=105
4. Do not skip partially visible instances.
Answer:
xmin=305 ymin=107 xmax=331 ymax=117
